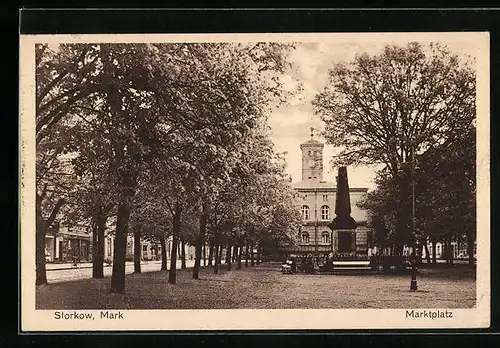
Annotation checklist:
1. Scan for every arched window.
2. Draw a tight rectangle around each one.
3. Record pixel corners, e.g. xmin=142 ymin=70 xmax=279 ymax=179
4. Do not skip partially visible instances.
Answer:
xmin=321 ymin=232 xmax=330 ymax=244
xmin=321 ymin=205 xmax=330 ymax=220
xmin=301 ymin=232 xmax=310 ymax=244
xmin=302 ymin=205 xmax=310 ymax=220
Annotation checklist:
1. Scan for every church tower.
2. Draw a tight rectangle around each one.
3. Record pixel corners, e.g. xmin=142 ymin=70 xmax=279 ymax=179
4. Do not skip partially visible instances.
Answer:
xmin=300 ymin=127 xmax=324 ymax=181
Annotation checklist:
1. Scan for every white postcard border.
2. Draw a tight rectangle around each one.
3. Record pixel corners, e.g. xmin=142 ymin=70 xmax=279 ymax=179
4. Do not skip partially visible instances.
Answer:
xmin=20 ymin=32 xmax=490 ymax=331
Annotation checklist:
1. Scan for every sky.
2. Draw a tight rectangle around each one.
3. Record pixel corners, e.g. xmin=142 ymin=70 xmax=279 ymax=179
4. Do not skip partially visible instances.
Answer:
xmin=266 ymin=35 xmax=481 ymax=191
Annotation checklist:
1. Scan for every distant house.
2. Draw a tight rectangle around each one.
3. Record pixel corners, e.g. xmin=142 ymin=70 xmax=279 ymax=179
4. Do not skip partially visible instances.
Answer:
xmin=124 ymin=236 xmax=195 ymax=262
xmin=421 ymin=240 xmax=477 ymax=260
xmin=45 ymin=219 xmax=198 ymax=263
xmin=44 ymin=222 xmax=92 ymax=263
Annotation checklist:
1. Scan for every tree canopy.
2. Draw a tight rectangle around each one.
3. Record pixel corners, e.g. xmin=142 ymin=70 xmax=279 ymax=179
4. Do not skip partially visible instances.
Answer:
xmin=315 ymin=42 xmax=476 ymax=255
xmin=314 ymin=42 xmax=475 ymax=178
xmin=34 ymin=42 xmax=302 ymax=289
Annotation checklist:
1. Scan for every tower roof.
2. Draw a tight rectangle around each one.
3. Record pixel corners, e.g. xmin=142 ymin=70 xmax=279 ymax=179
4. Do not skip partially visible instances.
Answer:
xmin=301 ymin=126 xmax=324 ymax=147
xmin=301 ymin=138 xmax=323 ymax=146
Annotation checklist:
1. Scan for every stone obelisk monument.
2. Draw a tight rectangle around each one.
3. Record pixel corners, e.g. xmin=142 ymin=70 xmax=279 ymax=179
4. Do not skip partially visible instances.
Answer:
xmin=329 ymin=166 xmax=357 ymax=254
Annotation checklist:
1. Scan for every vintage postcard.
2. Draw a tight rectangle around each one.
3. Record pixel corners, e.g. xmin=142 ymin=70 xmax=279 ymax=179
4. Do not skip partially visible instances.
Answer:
xmin=20 ymin=32 xmax=490 ymax=331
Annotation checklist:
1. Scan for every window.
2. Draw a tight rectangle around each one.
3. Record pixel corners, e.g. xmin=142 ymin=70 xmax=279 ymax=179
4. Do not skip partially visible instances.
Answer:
xmin=302 ymin=205 xmax=310 ymax=220
xmin=143 ymin=245 xmax=148 ymax=252
xmin=321 ymin=205 xmax=330 ymax=220
xmin=308 ymin=150 xmax=312 ymax=156
xmin=323 ymin=195 xmax=328 ymax=201
xmin=301 ymin=232 xmax=310 ymax=244
xmin=321 ymin=232 xmax=330 ymax=244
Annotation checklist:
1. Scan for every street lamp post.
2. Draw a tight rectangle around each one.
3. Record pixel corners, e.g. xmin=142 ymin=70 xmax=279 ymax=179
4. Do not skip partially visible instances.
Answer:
xmin=314 ymin=189 xmax=319 ymax=262
xmin=410 ymin=144 xmax=418 ymax=292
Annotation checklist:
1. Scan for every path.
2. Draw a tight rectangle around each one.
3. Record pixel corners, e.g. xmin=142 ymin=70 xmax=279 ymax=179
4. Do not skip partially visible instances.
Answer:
xmin=46 ymin=260 xmax=198 ymax=283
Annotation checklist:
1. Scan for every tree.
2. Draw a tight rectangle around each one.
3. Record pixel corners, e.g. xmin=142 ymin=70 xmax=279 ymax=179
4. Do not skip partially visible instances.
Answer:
xmin=315 ymin=42 xmax=475 ymax=253
xmin=130 ymin=175 xmax=173 ymax=271
xmin=34 ymin=41 xmax=297 ymax=291
xmin=35 ymin=43 xmax=102 ymax=285
xmin=144 ymin=42 xmax=297 ymax=281
xmin=357 ymin=171 xmax=403 ymax=249
xmin=414 ymin=123 xmax=476 ymax=264
xmin=95 ymin=44 xmax=160 ymax=293
xmin=358 ymin=122 xmax=476 ymax=263
xmin=65 ymin=123 xmax=118 ymax=278
xmin=203 ymin=126 xmax=301 ymax=270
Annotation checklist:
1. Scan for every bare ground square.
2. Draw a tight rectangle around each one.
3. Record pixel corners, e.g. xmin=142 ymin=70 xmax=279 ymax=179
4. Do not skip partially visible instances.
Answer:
xmin=36 ymin=263 xmax=476 ymax=310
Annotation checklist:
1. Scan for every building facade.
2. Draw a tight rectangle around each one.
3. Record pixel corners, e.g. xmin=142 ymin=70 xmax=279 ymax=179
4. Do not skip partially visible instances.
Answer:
xmin=45 ymin=222 xmax=198 ymax=264
xmin=124 ymin=236 xmax=196 ymax=262
xmin=421 ymin=240 xmax=477 ymax=260
xmin=289 ymin=134 xmax=370 ymax=257
xmin=44 ymin=222 xmax=92 ymax=263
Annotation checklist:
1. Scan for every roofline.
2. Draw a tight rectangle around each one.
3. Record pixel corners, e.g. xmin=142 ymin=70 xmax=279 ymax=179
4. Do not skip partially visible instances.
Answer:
xmin=293 ymin=187 xmax=369 ymax=193
xmin=300 ymin=143 xmax=324 ymax=149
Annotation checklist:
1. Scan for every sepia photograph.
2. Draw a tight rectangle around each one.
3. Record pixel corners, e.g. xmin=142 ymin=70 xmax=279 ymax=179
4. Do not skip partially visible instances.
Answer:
xmin=20 ymin=32 xmax=490 ymax=331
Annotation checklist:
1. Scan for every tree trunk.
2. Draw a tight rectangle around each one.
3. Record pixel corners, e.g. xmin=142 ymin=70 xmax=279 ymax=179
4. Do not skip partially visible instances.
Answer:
xmin=181 ymin=239 xmax=186 ymax=270
xmin=160 ymin=235 xmax=167 ymax=271
xmin=441 ymin=239 xmax=450 ymax=264
xmin=133 ymin=226 xmax=142 ymax=274
xmin=92 ymin=204 xmax=106 ymax=278
xmin=256 ymin=245 xmax=261 ymax=265
xmin=208 ymin=243 xmax=214 ymax=266
xmin=218 ymin=245 xmax=223 ymax=265
xmin=35 ymin=220 xmax=48 ymax=286
xmin=432 ymin=238 xmax=437 ymax=264
xmin=449 ymin=240 xmax=454 ymax=265
xmin=97 ymin=213 xmax=106 ymax=272
xmin=232 ymin=246 xmax=236 ymax=263
xmin=443 ymin=239 xmax=451 ymax=265
xmin=92 ymin=216 xmax=99 ymax=275
xmin=203 ymin=242 xmax=207 ymax=267
xmin=395 ymin=178 xmax=411 ymax=257
xmin=106 ymin=54 xmax=137 ymax=293
xmin=193 ymin=204 xmax=207 ymax=279
xmin=232 ymin=246 xmax=237 ymax=262
xmin=245 ymin=244 xmax=249 ymax=267
xmin=467 ymin=234 xmax=475 ymax=266
xmin=394 ymin=243 xmax=402 ymax=257
xmin=422 ymin=238 xmax=431 ymax=265
xmin=226 ymin=245 xmax=232 ymax=271
xmin=110 ymin=179 xmax=134 ymax=293
xmin=36 ymin=195 xmax=65 ymax=286
xmin=214 ymin=244 xmax=219 ymax=274
xmin=250 ymin=243 xmax=255 ymax=267
xmin=237 ymin=246 xmax=243 ymax=269
xmin=168 ymin=204 xmax=182 ymax=284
